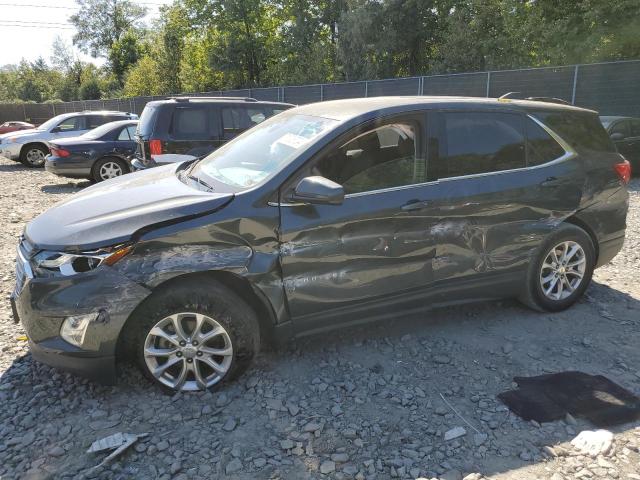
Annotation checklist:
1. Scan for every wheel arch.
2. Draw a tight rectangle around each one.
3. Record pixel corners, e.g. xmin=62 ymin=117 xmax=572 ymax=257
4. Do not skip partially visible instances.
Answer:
xmin=563 ymin=214 xmax=599 ymax=262
xmin=116 ymin=270 xmax=277 ymax=359
xmin=20 ymin=141 xmax=48 ymax=156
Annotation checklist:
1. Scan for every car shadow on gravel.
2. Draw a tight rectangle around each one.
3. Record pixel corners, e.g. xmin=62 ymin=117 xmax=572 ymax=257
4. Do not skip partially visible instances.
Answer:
xmin=0 ymin=163 xmax=30 ymax=172
xmin=1 ymin=282 xmax=639 ymax=479
xmin=40 ymin=182 xmax=90 ymax=194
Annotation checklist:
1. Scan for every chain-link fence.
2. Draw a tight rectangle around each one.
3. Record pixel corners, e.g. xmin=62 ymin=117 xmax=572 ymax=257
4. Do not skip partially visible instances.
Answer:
xmin=1 ymin=60 xmax=639 ymax=125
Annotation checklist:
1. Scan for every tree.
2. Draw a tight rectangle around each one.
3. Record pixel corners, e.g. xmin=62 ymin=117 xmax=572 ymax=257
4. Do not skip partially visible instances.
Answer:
xmin=79 ymin=78 xmax=102 ymax=99
xmin=123 ymin=56 xmax=162 ymax=96
xmin=69 ymin=0 xmax=147 ymax=58
xmin=109 ymin=29 xmax=144 ymax=84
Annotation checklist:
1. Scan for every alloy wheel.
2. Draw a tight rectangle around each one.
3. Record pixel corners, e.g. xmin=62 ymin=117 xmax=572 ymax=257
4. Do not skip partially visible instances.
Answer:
xmin=143 ymin=312 xmax=233 ymax=391
xmin=99 ymin=161 xmax=123 ymax=180
xmin=26 ymin=148 xmax=45 ymax=166
xmin=539 ymin=240 xmax=586 ymax=301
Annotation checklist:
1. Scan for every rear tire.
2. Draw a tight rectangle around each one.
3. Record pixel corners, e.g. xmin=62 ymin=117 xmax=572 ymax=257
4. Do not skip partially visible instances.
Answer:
xmin=125 ymin=279 xmax=260 ymax=393
xmin=520 ymin=224 xmax=595 ymax=312
xmin=20 ymin=144 xmax=47 ymax=168
xmin=92 ymin=157 xmax=128 ymax=182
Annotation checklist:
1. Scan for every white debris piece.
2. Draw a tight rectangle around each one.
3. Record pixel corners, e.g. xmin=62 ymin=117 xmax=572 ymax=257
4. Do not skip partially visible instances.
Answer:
xmin=87 ymin=432 xmax=149 ymax=468
xmin=570 ymin=429 xmax=614 ymax=457
xmin=444 ymin=426 xmax=467 ymax=441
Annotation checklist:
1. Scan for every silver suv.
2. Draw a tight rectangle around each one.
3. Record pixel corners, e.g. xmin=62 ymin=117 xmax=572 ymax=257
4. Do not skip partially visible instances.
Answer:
xmin=0 ymin=111 xmax=138 ymax=167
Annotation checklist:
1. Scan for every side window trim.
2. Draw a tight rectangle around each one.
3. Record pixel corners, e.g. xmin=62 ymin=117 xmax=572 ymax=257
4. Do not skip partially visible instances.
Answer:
xmin=426 ymin=111 xmax=577 ymax=184
xmin=280 ymin=113 xmax=428 ymax=200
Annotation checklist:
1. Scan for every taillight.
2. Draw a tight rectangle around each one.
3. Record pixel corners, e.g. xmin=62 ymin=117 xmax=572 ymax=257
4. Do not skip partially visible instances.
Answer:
xmin=614 ymin=159 xmax=631 ymax=185
xmin=51 ymin=147 xmax=70 ymax=157
xmin=149 ymin=139 xmax=163 ymax=156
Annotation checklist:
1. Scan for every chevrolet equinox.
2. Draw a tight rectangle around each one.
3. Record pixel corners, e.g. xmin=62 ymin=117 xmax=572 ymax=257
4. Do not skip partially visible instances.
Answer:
xmin=12 ymin=97 xmax=630 ymax=392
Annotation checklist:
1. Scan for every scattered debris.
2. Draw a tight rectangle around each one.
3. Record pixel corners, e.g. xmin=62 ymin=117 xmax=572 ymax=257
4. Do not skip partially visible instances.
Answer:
xmin=444 ymin=426 xmax=467 ymax=441
xmin=498 ymin=371 xmax=640 ymax=426
xmin=86 ymin=432 xmax=148 ymax=470
xmin=570 ymin=429 xmax=614 ymax=457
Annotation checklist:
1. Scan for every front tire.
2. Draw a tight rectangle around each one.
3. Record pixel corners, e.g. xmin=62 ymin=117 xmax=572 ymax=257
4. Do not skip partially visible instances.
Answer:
xmin=126 ymin=279 xmax=260 ymax=392
xmin=520 ymin=224 xmax=595 ymax=312
xmin=20 ymin=144 xmax=48 ymax=167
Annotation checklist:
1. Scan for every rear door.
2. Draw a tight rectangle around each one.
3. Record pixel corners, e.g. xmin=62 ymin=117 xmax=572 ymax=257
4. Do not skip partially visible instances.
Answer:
xmin=114 ymin=124 xmax=138 ymax=156
xmin=419 ymin=109 xmax=584 ymax=285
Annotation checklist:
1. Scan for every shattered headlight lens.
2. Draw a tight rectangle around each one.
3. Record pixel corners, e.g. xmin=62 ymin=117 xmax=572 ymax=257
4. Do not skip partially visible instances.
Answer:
xmin=32 ymin=245 xmax=133 ymax=277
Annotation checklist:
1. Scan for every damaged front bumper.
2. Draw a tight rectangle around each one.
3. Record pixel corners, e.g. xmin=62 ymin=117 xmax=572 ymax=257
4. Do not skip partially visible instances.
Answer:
xmin=11 ymin=264 xmax=151 ymax=385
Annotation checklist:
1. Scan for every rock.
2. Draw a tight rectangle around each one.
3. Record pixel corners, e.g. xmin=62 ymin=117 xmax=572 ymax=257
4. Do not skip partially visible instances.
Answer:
xmin=280 ymin=439 xmax=294 ymax=450
xmin=502 ymin=342 xmax=514 ymax=354
xmin=331 ymin=452 xmax=349 ymax=462
xmin=222 ymin=418 xmax=237 ymax=432
xmin=570 ymin=429 xmax=614 ymax=457
xmin=444 ymin=426 xmax=467 ymax=441
xmin=320 ymin=460 xmax=336 ymax=474
xmin=303 ymin=421 xmax=321 ymax=433
xmin=434 ymin=355 xmax=451 ymax=364
xmin=473 ymin=433 xmax=487 ymax=446
xmin=441 ymin=469 xmax=463 ymax=480
xmin=156 ymin=440 xmax=169 ymax=451
xmin=254 ymin=458 xmax=267 ymax=468
xmin=47 ymin=446 xmax=65 ymax=457
xmin=170 ymin=461 xmax=182 ymax=475
xmin=225 ymin=458 xmax=242 ymax=474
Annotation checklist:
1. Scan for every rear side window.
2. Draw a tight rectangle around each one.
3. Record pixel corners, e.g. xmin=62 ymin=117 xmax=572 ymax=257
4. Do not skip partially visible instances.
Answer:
xmin=435 ymin=112 xmax=525 ymax=178
xmin=610 ymin=121 xmax=630 ymax=137
xmin=117 ymin=126 xmax=136 ymax=141
xmin=221 ymin=107 xmax=274 ymax=140
xmin=534 ymin=111 xmax=615 ymax=152
xmin=86 ymin=115 xmax=119 ymax=129
xmin=171 ymin=107 xmax=207 ymax=139
xmin=629 ymin=119 xmax=640 ymax=137
xmin=526 ymin=118 xmax=566 ymax=166
xmin=137 ymin=105 xmax=158 ymax=137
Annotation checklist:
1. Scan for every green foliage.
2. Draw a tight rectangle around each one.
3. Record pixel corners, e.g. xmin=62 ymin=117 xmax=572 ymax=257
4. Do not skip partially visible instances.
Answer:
xmin=70 ymin=0 xmax=147 ymax=58
xmin=2 ymin=0 xmax=640 ymax=105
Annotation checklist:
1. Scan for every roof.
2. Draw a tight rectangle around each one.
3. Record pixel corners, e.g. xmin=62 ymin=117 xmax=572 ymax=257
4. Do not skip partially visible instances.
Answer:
xmin=599 ymin=115 xmax=633 ymax=121
xmin=290 ymin=96 xmax=597 ymax=122
xmin=146 ymin=97 xmax=293 ymax=107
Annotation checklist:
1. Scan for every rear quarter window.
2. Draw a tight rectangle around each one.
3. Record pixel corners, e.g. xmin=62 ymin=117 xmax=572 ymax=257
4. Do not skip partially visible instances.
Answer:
xmin=137 ymin=105 xmax=158 ymax=137
xmin=534 ymin=111 xmax=615 ymax=153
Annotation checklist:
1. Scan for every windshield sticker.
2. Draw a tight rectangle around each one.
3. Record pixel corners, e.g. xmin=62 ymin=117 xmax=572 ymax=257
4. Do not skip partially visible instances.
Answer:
xmin=275 ymin=133 xmax=310 ymax=150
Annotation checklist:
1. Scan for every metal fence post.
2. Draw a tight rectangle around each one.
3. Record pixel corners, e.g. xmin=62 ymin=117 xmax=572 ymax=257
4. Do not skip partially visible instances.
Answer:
xmin=486 ymin=71 xmax=491 ymax=97
xmin=365 ymin=81 xmax=369 ymax=97
xmin=571 ymin=65 xmax=580 ymax=105
xmin=320 ymin=84 xmax=324 ymax=101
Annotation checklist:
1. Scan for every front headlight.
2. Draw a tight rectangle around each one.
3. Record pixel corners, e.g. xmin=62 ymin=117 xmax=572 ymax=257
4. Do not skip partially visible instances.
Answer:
xmin=32 ymin=245 xmax=133 ymax=276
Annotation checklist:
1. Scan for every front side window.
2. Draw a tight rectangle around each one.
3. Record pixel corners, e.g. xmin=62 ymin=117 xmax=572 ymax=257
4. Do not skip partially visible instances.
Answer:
xmin=526 ymin=118 xmax=566 ymax=166
xmin=193 ymin=113 xmax=338 ymax=189
xmin=436 ymin=112 xmax=525 ymax=179
xmin=57 ymin=116 xmax=83 ymax=132
xmin=313 ymin=122 xmax=423 ymax=195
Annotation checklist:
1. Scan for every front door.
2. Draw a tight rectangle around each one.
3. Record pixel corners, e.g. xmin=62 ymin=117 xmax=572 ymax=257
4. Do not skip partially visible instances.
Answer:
xmin=278 ymin=114 xmax=439 ymax=331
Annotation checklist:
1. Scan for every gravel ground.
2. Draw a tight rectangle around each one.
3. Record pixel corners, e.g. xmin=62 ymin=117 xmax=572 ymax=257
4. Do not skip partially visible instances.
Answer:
xmin=0 ymin=155 xmax=639 ymax=480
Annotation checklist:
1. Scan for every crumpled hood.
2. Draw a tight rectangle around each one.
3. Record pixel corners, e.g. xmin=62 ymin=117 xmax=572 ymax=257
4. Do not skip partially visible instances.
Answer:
xmin=26 ymin=164 xmax=234 ymax=251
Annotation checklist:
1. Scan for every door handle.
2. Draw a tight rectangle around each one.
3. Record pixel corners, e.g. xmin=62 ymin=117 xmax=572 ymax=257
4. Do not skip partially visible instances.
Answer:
xmin=541 ymin=176 xmax=563 ymax=187
xmin=402 ymin=200 xmax=429 ymax=211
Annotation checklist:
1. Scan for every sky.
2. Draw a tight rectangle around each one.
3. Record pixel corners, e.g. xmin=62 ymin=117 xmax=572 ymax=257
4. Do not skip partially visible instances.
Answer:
xmin=0 ymin=0 xmax=173 ymax=67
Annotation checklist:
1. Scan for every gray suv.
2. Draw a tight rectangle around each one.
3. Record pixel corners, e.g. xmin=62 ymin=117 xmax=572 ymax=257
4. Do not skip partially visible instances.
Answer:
xmin=0 ymin=110 xmax=138 ymax=167
xmin=12 ymin=97 xmax=630 ymax=392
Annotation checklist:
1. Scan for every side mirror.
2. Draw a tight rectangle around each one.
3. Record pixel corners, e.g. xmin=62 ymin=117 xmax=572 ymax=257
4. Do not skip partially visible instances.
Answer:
xmin=292 ymin=176 xmax=344 ymax=205
xmin=610 ymin=132 xmax=625 ymax=141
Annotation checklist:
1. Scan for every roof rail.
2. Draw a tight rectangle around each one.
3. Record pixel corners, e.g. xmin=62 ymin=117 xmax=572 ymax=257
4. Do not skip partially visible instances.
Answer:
xmin=168 ymin=96 xmax=258 ymax=102
xmin=498 ymin=92 xmax=571 ymax=105
xmin=498 ymin=92 xmax=522 ymax=100
xmin=525 ymin=96 xmax=571 ymax=106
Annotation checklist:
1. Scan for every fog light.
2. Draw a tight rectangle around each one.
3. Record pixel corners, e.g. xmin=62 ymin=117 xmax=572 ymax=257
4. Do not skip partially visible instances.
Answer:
xmin=60 ymin=313 xmax=97 ymax=347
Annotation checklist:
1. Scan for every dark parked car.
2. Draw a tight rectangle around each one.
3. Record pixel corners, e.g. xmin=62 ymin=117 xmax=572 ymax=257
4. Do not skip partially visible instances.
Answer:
xmin=600 ymin=115 xmax=640 ymax=171
xmin=13 ymin=97 xmax=629 ymax=392
xmin=0 ymin=121 xmax=35 ymax=134
xmin=132 ymin=96 xmax=293 ymax=170
xmin=45 ymin=120 xmax=138 ymax=182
